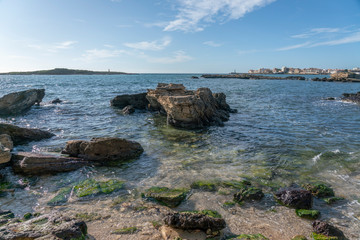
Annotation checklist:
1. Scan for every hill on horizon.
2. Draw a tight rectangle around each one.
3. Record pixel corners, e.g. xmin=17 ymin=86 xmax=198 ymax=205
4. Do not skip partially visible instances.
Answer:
xmin=0 ymin=68 xmax=128 ymax=75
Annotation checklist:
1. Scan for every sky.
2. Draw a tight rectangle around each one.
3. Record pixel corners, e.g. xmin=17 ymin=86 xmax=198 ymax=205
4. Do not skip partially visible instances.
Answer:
xmin=0 ymin=0 xmax=359 ymax=73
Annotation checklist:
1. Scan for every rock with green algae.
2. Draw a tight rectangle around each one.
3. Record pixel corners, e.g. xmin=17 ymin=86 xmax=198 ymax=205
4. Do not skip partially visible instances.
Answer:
xmin=142 ymin=186 xmax=189 ymax=207
xmin=221 ymin=180 xmax=251 ymax=190
xmin=291 ymin=236 xmax=307 ymax=240
xmin=111 ymin=226 xmax=138 ymax=234
xmin=233 ymin=186 xmax=264 ymax=202
xmin=302 ymin=183 xmax=334 ymax=198
xmin=190 ymin=180 xmax=217 ymax=191
xmin=47 ymin=186 xmax=73 ymax=206
xmin=323 ymin=197 xmax=344 ymax=205
xmin=23 ymin=212 xmax=33 ymax=220
xmin=228 ymin=233 xmax=269 ymax=239
xmin=180 ymin=210 xmax=222 ymax=219
xmin=312 ymin=233 xmax=338 ymax=240
xmin=74 ymin=179 xmax=125 ymax=197
xmin=295 ymin=209 xmax=320 ymax=219
xmin=0 ymin=210 xmax=15 ymax=227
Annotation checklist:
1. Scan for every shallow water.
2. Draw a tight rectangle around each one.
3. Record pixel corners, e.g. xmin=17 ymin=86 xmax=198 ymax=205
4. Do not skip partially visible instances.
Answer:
xmin=0 ymin=74 xmax=360 ymax=239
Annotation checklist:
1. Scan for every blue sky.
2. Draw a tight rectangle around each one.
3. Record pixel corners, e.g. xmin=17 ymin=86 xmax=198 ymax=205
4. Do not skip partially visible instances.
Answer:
xmin=0 ymin=0 xmax=359 ymax=73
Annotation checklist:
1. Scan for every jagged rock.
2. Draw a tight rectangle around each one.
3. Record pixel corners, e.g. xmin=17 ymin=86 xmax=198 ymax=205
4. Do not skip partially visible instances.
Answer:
xmin=110 ymin=92 xmax=148 ymax=109
xmin=0 ymin=212 xmax=87 ymax=240
xmin=61 ymin=137 xmax=143 ymax=163
xmin=122 ymin=105 xmax=135 ymax=114
xmin=0 ymin=89 xmax=45 ymax=116
xmin=0 ymin=210 xmax=15 ymax=227
xmin=146 ymin=83 xmax=235 ymax=129
xmin=341 ymin=92 xmax=360 ymax=104
xmin=0 ymin=144 xmax=11 ymax=165
xmin=163 ymin=212 xmax=226 ymax=232
xmin=51 ymin=98 xmax=62 ymax=104
xmin=275 ymin=187 xmax=312 ymax=209
xmin=0 ymin=123 xmax=54 ymax=146
xmin=312 ymin=220 xmax=346 ymax=239
xmin=12 ymin=152 xmax=92 ymax=175
xmin=0 ymin=134 xmax=13 ymax=151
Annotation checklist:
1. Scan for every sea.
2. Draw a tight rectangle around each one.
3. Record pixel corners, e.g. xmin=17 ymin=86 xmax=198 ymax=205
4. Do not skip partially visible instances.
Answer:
xmin=0 ymin=74 xmax=359 ymax=239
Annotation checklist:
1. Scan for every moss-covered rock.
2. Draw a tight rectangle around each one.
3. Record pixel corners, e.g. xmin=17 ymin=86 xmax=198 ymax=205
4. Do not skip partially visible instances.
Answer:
xmin=229 ymin=234 xmax=269 ymax=239
xmin=323 ymin=197 xmax=344 ymax=205
xmin=221 ymin=180 xmax=251 ymax=190
xmin=190 ymin=180 xmax=217 ymax=191
xmin=111 ymin=226 xmax=138 ymax=234
xmin=74 ymin=179 xmax=125 ymax=197
xmin=234 ymin=186 xmax=264 ymax=202
xmin=312 ymin=233 xmax=338 ymax=240
xmin=142 ymin=187 xmax=189 ymax=207
xmin=291 ymin=236 xmax=307 ymax=240
xmin=223 ymin=201 xmax=236 ymax=208
xmin=302 ymin=183 xmax=334 ymax=198
xmin=75 ymin=212 xmax=102 ymax=221
xmin=23 ymin=213 xmax=32 ymax=220
xmin=180 ymin=210 xmax=222 ymax=218
xmin=47 ymin=186 xmax=73 ymax=206
xmin=295 ymin=209 xmax=320 ymax=219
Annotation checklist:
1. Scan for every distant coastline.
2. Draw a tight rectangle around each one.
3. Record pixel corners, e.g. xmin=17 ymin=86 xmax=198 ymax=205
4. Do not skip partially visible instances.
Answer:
xmin=0 ymin=68 xmax=129 ymax=75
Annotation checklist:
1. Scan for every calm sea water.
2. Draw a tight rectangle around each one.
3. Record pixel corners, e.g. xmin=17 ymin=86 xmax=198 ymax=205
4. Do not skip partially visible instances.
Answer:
xmin=0 ymin=74 xmax=360 ymax=237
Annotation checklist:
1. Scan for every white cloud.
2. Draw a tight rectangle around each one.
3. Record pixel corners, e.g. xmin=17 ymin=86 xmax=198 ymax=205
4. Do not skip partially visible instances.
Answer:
xmin=164 ymin=0 xmax=276 ymax=32
xmin=203 ymin=41 xmax=222 ymax=47
xmin=277 ymin=42 xmax=311 ymax=51
xmin=124 ymin=37 xmax=171 ymax=51
xmin=54 ymin=41 xmax=77 ymax=49
xmin=80 ymin=49 xmax=126 ymax=61
xmin=28 ymin=41 xmax=77 ymax=52
xmin=310 ymin=31 xmax=360 ymax=47
xmin=145 ymin=51 xmax=193 ymax=64
xmin=291 ymin=28 xmax=340 ymax=39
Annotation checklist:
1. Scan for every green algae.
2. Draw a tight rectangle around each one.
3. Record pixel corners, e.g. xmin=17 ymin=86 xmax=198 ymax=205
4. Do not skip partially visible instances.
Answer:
xmin=47 ymin=186 xmax=73 ymax=206
xmin=312 ymin=233 xmax=338 ymax=240
xmin=180 ymin=209 xmax=222 ymax=218
xmin=323 ymin=197 xmax=344 ymax=205
xmin=190 ymin=180 xmax=217 ymax=191
xmin=151 ymin=221 xmax=162 ymax=229
xmin=142 ymin=186 xmax=189 ymax=207
xmin=302 ymin=183 xmax=334 ymax=198
xmin=221 ymin=180 xmax=251 ymax=190
xmin=291 ymin=236 xmax=307 ymax=240
xmin=74 ymin=179 xmax=125 ymax=197
xmin=111 ymin=226 xmax=138 ymax=234
xmin=223 ymin=201 xmax=236 ymax=208
xmin=75 ymin=212 xmax=102 ymax=221
xmin=229 ymin=234 xmax=269 ymax=240
xmin=234 ymin=186 xmax=264 ymax=203
xmin=295 ymin=209 xmax=320 ymax=219
xmin=23 ymin=213 xmax=32 ymax=220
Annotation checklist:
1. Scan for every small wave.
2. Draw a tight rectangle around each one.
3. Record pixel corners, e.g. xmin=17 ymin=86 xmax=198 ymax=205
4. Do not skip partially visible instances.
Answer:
xmin=332 ymin=149 xmax=341 ymax=154
xmin=312 ymin=153 xmax=322 ymax=163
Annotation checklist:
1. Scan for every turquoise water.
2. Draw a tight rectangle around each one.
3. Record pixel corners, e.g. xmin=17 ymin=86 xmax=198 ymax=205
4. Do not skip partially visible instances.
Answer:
xmin=0 ymin=74 xmax=360 ymax=237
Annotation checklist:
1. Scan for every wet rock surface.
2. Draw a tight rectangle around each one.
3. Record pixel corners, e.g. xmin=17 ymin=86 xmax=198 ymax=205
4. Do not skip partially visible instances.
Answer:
xmin=0 ymin=123 xmax=55 ymax=146
xmin=146 ymin=83 xmax=236 ymax=129
xmin=110 ymin=92 xmax=148 ymax=109
xmin=61 ymin=137 xmax=144 ymax=163
xmin=142 ymin=187 xmax=189 ymax=207
xmin=312 ymin=220 xmax=346 ymax=239
xmin=341 ymin=92 xmax=360 ymax=104
xmin=0 ymin=89 xmax=45 ymax=116
xmin=275 ymin=187 xmax=312 ymax=209
xmin=0 ymin=211 xmax=87 ymax=240
xmin=12 ymin=152 xmax=92 ymax=175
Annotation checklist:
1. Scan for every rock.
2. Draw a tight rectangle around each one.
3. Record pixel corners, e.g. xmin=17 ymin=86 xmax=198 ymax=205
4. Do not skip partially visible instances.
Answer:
xmin=0 ymin=144 xmax=11 ymax=165
xmin=142 ymin=187 xmax=189 ymax=207
xmin=0 ymin=134 xmax=13 ymax=151
xmin=0 ymin=212 xmax=87 ymax=240
xmin=302 ymin=183 xmax=335 ymax=198
xmin=233 ymin=186 xmax=264 ymax=202
xmin=51 ymin=98 xmax=62 ymax=104
xmin=12 ymin=152 xmax=92 ymax=175
xmin=163 ymin=212 xmax=226 ymax=232
xmin=291 ymin=236 xmax=308 ymax=240
xmin=341 ymin=92 xmax=360 ymax=104
xmin=191 ymin=76 xmax=199 ymax=79
xmin=122 ymin=105 xmax=135 ymax=114
xmin=0 ymin=123 xmax=54 ymax=146
xmin=0 ymin=89 xmax=45 ymax=116
xmin=160 ymin=225 xmax=207 ymax=240
xmin=325 ymin=97 xmax=336 ymax=101
xmin=190 ymin=180 xmax=217 ymax=191
xmin=110 ymin=92 xmax=148 ymax=109
xmin=312 ymin=220 xmax=346 ymax=239
xmin=146 ymin=83 xmax=235 ymax=129
xmin=274 ymin=187 xmax=312 ymax=209
xmin=323 ymin=197 xmax=344 ymax=205
xmin=61 ymin=137 xmax=144 ymax=163
xmin=295 ymin=209 xmax=320 ymax=219
xmin=229 ymin=234 xmax=269 ymax=239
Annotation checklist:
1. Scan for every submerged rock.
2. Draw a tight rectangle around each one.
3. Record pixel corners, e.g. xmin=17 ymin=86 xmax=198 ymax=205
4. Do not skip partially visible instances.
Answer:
xmin=146 ymin=83 xmax=236 ymax=129
xmin=110 ymin=92 xmax=148 ymax=109
xmin=0 ymin=123 xmax=54 ymax=146
xmin=341 ymin=92 xmax=360 ymax=104
xmin=0 ymin=89 xmax=45 ymax=116
xmin=142 ymin=186 xmax=189 ymax=207
xmin=233 ymin=186 xmax=264 ymax=202
xmin=302 ymin=183 xmax=335 ymax=198
xmin=0 ymin=211 xmax=87 ymax=240
xmin=51 ymin=98 xmax=62 ymax=104
xmin=275 ymin=187 xmax=312 ymax=209
xmin=0 ymin=210 xmax=15 ymax=227
xmin=295 ymin=209 xmax=320 ymax=219
xmin=122 ymin=105 xmax=135 ymax=114
xmin=61 ymin=137 xmax=144 ymax=163
xmin=12 ymin=152 xmax=91 ymax=175
xmin=163 ymin=212 xmax=226 ymax=232
xmin=312 ymin=220 xmax=346 ymax=239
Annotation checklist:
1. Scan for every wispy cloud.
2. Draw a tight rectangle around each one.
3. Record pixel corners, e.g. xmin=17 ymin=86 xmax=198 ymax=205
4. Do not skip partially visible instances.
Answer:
xmin=311 ymin=31 xmax=360 ymax=47
xmin=164 ymin=0 xmax=277 ymax=32
xmin=124 ymin=37 xmax=171 ymax=51
xmin=203 ymin=41 xmax=222 ymax=47
xmin=277 ymin=42 xmax=311 ymax=51
xmin=54 ymin=41 xmax=77 ymax=49
xmin=291 ymin=28 xmax=340 ymax=39
xmin=145 ymin=50 xmax=193 ymax=64
xmin=28 ymin=41 xmax=77 ymax=52
xmin=80 ymin=48 xmax=126 ymax=61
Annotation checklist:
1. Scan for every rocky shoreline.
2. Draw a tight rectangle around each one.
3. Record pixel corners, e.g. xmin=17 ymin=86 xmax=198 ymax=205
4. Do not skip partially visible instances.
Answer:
xmin=201 ymin=74 xmax=306 ymax=80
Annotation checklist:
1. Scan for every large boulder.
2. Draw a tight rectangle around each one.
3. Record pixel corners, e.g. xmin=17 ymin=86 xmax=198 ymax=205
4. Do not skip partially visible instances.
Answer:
xmin=0 ymin=89 xmax=45 ymax=116
xmin=312 ymin=220 xmax=346 ymax=239
xmin=0 ymin=134 xmax=12 ymax=165
xmin=342 ymin=92 xmax=360 ymax=104
xmin=110 ymin=92 xmax=148 ymax=109
xmin=0 ymin=211 xmax=87 ymax=240
xmin=61 ymin=137 xmax=144 ymax=163
xmin=146 ymin=83 xmax=236 ymax=129
xmin=12 ymin=152 xmax=92 ymax=175
xmin=275 ymin=187 xmax=313 ymax=209
xmin=0 ymin=123 xmax=54 ymax=146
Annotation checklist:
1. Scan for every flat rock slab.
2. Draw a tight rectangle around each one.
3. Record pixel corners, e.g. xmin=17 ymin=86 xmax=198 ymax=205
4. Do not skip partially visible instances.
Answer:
xmin=0 ymin=123 xmax=54 ymax=146
xmin=110 ymin=92 xmax=148 ymax=109
xmin=0 ymin=89 xmax=45 ymax=116
xmin=12 ymin=152 xmax=91 ymax=175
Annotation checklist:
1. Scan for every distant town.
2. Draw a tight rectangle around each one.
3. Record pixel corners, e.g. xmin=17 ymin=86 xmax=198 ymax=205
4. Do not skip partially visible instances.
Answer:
xmin=248 ymin=67 xmax=360 ymax=75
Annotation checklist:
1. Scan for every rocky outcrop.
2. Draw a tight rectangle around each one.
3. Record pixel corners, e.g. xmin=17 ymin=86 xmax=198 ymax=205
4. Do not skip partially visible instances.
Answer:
xmin=122 ymin=105 xmax=135 ymax=114
xmin=275 ymin=187 xmax=312 ymax=209
xmin=12 ymin=152 xmax=92 ymax=175
xmin=341 ymin=92 xmax=360 ymax=104
xmin=312 ymin=220 xmax=346 ymax=239
xmin=0 ymin=123 xmax=55 ymax=145
xmin=110 ymin=92 xmax=148 ymax=109
xmin=0 ymin=211 xmax=87 ymax=240
xmin=146 ymin=83 xmax=236 ymax=129
xmin=0 ymin=89 xmax=45 ymax=116
xmin=0 ymin=134 xmax=13 ymax=165
xmin=61 ymin=137 xmax=144 ymax=163
xmin=163 ymin=212 xmax=226 ymax=232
